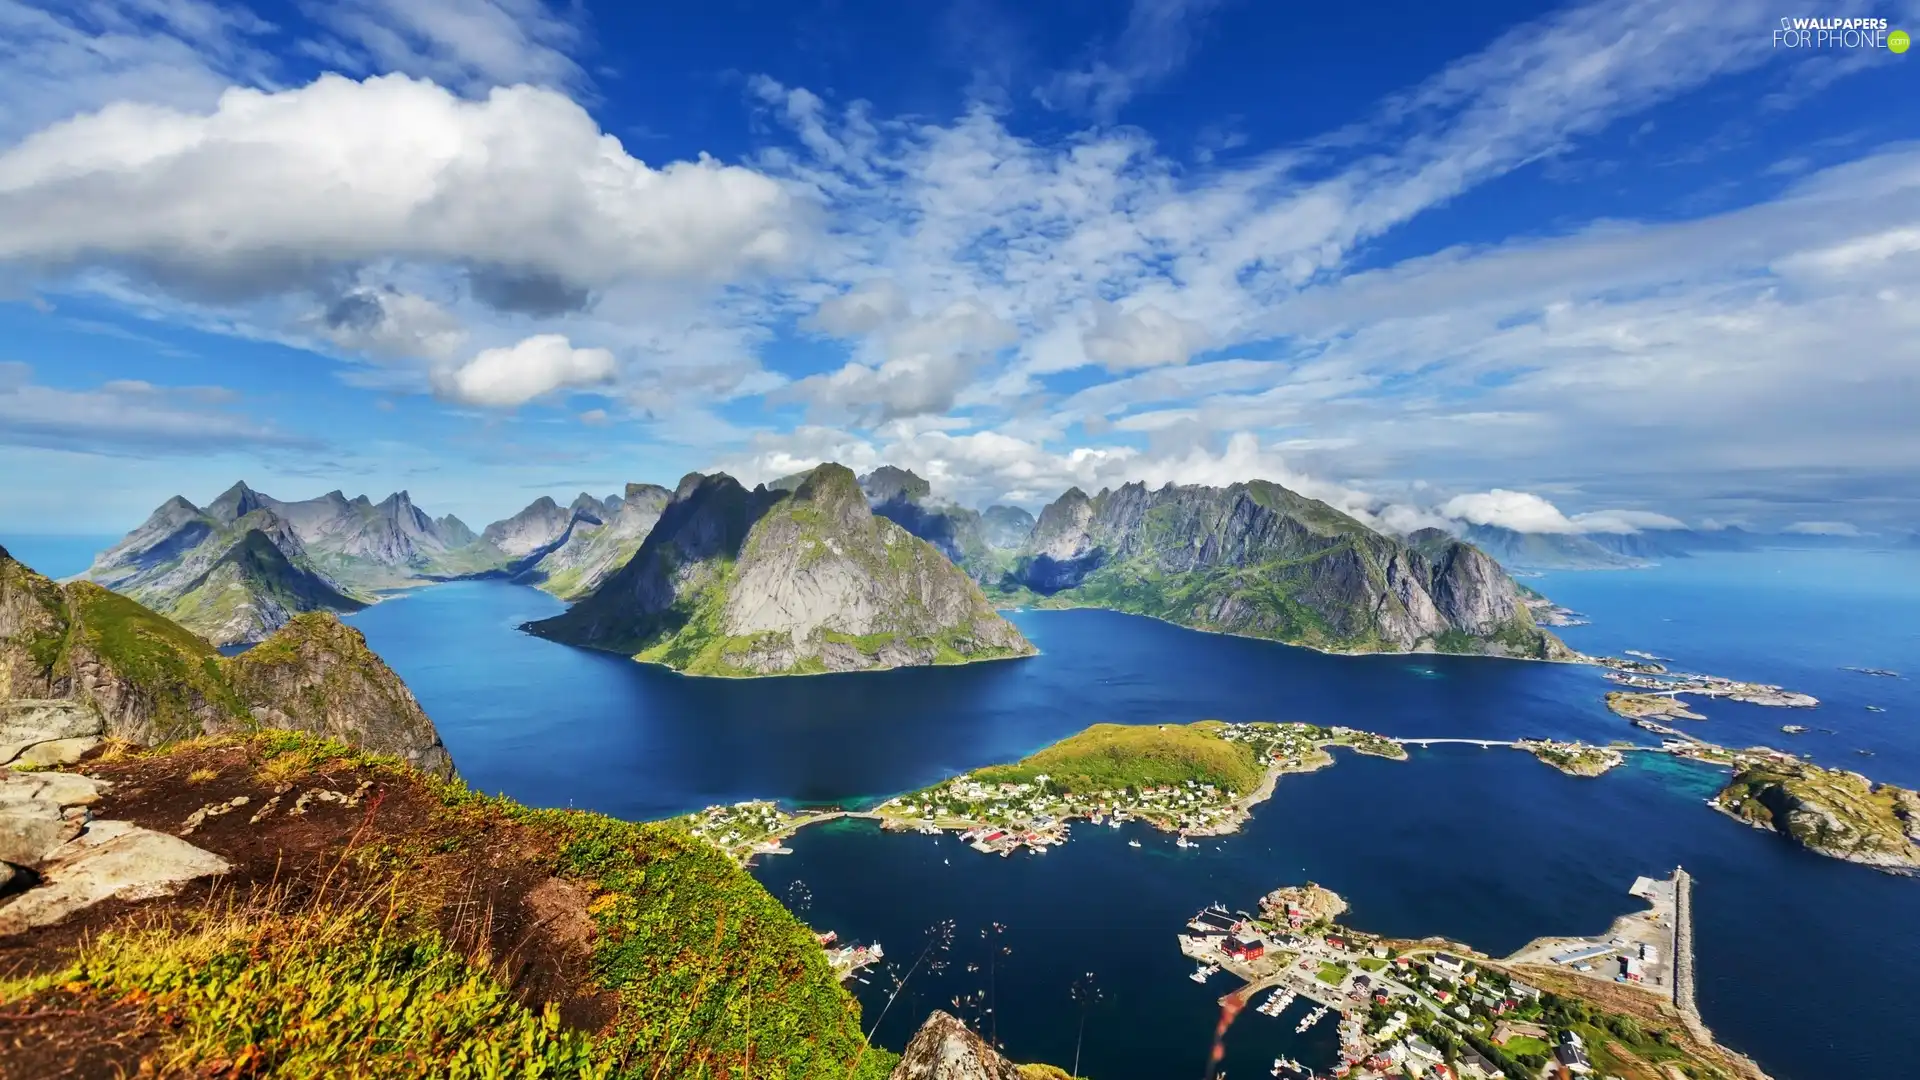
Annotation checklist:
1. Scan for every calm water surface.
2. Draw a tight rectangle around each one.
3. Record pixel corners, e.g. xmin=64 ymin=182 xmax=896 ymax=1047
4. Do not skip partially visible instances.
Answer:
xmin=328 ymin=550 xmax=1920 ymax=1080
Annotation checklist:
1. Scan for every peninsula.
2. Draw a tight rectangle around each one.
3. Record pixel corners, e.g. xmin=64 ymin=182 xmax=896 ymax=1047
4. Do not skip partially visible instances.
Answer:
xmin=1183 ymin=871 xmax=1769 ymax=1080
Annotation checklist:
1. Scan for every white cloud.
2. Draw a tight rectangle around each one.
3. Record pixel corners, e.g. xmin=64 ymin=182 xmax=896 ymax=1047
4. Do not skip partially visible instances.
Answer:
xmin=1081 ymin=301 xmax=1209 ymax=370
xmin=1441 ymin=489 xmax=1582 ymax=534
xmin=310 ymin=286 xmax=468 ymax=362
xmin=1782 ymin=520 xmax=1862 ymax=536
xmin=0 ymin=361 xmax=304 ymax=454
xmin=432 ymin=334 xmax=616 ymax=407
xmin=1038 ymin=0 xmax=1225 ymax=120
xmin=300 ymin=0 xmax=586 ymax=96
xmin=1439 ymin=490 xmax=1688 ymax=535
xmin=0 ymin=74 xmax=805 ymax=305
xmin=785 ymin=297 xmax=1016 ymax=421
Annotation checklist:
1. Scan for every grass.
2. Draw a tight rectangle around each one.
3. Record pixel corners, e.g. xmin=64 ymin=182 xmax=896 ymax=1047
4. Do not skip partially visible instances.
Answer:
xmin=1 ymin=893 xmax=610 ymax=1079
xmin=1356 ymin=956 xmax=1388 ymax=972
xmin=1315 ymin=960 xmax=1349 ymax=985
xmin=1500 ymin=1034 xmax=1550 ymax=1058
xmin=970 ymin=721 xmax=1266 ymax=796
xmin=65 ymin=582 xmax=248 ymax=739
xmin=23 ymin=731 xmax=905 ymax=1080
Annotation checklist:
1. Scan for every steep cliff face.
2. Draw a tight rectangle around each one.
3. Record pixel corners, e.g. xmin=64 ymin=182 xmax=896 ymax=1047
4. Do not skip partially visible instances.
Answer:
xmin=518 ymin=483 xmax=673 ymax=600
xmin=980 ymin=506 xmax=1036 ymax=550
xmin=224 ymin=613 xmax=455 ymax=779
xmin=481 ymin=496 xmax=576 ymax=557
xmin=1008 ymin=481 xmax=1562 ymax=657
xmin=529 ymin=465 xmax=1033 ymax=676
xmin=2 ymin=547 xmax=454 ymax=773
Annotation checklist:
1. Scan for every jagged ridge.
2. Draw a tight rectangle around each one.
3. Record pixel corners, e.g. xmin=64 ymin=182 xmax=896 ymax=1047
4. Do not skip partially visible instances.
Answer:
xmin=1006 ymin=480 xmax=1566 ymax=657
xmin=528 ymin=464 xmax=1034 ymax=676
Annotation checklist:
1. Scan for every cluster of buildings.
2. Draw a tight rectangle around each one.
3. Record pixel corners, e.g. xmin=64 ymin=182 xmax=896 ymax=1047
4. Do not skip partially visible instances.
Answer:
xmin=675 ymin=799 xmax=800 ymax=860
xmin=880 ymin=766 xmax=1252 ymax=850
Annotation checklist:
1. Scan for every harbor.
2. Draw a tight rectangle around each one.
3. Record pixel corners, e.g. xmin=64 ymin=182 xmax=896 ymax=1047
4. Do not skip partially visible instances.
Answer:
xmin=1171 ymin=870 xmax=1714 ymax=1079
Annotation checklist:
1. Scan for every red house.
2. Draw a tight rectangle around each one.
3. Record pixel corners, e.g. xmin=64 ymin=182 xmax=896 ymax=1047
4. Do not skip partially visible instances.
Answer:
xmin=1223 ymin=936 xmax=1266 ymax=961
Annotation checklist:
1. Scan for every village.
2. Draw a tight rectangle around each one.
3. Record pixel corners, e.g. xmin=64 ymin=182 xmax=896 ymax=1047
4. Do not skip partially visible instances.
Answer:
xmin=1175 ymin=872 xmax=1704 ymax=1080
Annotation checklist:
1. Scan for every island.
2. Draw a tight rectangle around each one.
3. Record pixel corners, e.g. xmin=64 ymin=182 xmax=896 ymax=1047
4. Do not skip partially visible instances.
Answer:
xmin=1713 ymin=758 xmax=1920 ymax=874
xmin=1519 ymin=739 xmax=1626 ymax=777
xmin=668 ymin=715 xmax=1920 ymax=879
xmin=1605 ymin=691 xmax=1706 ymax=721
xmin=1182 ymin=870 xmax=1768 ymax=1080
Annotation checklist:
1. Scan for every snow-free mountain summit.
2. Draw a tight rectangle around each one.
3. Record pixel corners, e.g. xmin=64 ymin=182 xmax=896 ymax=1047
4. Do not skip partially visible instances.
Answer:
xmin=527 ymin=464 xmax=1035 ymax=676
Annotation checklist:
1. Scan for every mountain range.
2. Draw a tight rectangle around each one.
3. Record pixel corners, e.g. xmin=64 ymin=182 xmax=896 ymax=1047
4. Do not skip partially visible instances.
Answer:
xmin=73 ymin=480 xmax=678 ymax=645
xmin=996 ymin=481 xmax=1564 ymax=657
xmin=528 ymin=464 xmax=1034 ymax=675
xmin=75 ymin=463 xmax=1574 ymax=667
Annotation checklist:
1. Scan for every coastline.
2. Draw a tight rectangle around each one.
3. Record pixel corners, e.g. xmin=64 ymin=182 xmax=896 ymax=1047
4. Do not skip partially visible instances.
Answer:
xmin=517 ymin=623 xmax=1040 ymax=680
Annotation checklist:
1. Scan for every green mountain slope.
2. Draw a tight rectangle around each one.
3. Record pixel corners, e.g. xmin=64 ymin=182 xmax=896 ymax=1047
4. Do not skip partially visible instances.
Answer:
xmin=1006 ymin=480 xmax=1567 ymax=657
xmin=529 ymin=464 xmax=1034 ymax=676
xmin=2 ymin=545 xmax=450 ymax=769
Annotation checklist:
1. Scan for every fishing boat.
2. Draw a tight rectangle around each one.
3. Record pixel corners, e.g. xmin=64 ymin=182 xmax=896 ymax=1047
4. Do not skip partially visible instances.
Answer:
xmin=1295 ymin=1005 xmax=1328 ymax=1033
xmin=1128 ymin=839 xmax=1142 ymax=848
xmin=1175 ymin=836 xmax=1192 ymax=849
xmin=1190 ymin=962 xmax=1218 ymax=983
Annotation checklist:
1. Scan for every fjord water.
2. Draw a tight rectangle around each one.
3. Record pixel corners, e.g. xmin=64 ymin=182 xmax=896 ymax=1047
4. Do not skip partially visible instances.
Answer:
xmin=342 ymin=550 xmax=1920 ymax=1080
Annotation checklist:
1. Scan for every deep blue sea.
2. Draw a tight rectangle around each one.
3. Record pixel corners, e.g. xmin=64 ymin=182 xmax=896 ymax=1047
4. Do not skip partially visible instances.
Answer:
xmin=8 ymin=530 xmax=1918 ymax=1080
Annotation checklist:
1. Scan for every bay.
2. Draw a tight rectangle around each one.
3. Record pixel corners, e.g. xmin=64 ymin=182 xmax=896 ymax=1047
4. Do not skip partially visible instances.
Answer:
xmin=339 ymin=550 xmax=1920 ymax=1080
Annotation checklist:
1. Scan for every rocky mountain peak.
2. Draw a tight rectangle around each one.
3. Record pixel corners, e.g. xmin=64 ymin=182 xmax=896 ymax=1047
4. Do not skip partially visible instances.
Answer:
xmin=860 ymin=465 xmax=932 ymax=504
xmin=888 ymin=1011 xmax=1023 ymax=1080
xmin=206 ymin=481 xmax=270 ymax=523
xmin=624 ymin=482 xmax=668 ymax=504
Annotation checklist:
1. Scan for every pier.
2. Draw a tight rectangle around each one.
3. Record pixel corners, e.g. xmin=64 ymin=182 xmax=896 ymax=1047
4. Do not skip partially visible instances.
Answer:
xmin=1674 ymin=867 xmax=1707 ymax=1040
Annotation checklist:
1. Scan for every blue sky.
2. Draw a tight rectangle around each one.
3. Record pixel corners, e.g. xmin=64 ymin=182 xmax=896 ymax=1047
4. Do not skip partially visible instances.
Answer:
xmin=0 ymin=0 xmax=1915 ymax=538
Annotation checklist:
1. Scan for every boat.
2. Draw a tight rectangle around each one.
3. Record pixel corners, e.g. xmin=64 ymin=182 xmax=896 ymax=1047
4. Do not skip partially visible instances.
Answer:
xmin=1033 ymin=845 xmax=1048 ymax=854
xmin=1128 ymin=839 xmax=1142 ymax=848
xmin=1175 ymin=836 xmax=1192 ymax=849
xmin=1295 ymin=1005 xmax=1328 ymax=1033
xmin=1190 ymin=962 xmax=1217 ymax=983
xmin=1109 ymin=818 xmax=1122 ymax=828
xmin=1867 ymin=705 xmax=1886 ymax=712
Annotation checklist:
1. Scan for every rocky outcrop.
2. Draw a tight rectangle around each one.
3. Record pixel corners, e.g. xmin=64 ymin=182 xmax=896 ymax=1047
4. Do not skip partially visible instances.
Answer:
xmin=529 ymin=465 xmax=1034 ymax=676
xmin=2 ymin=548 xmax=456 ymax=778
xmin=518 ymin=483 xmax=673 ymax=600
xmin=1007 ymin=481 xmax=1563 ymax=657
xmin=0 ymin=765 xmax=230 ymax=937
xmin=889 ymin=1011 xmax=1024 ymax=1080
xmin=222 ymin=613 xmax=456 ymax=779
xmin=1716 ymin=760 xmax=1920 ymax=873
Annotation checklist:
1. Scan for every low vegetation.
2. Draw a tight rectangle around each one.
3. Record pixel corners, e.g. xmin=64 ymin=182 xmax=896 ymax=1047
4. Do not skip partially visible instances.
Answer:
xmin=1 ymin=731 xmax=899 ymax=1079
xmin=1715 ymin=758 xmax=1920 ymax=870
xmin=970 ymin=721 xmax=1267 ymax=795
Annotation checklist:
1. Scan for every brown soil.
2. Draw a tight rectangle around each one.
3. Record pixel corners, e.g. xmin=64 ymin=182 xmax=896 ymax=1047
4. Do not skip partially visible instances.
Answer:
xmin=0 ymin=741 xmax=619 ymax=1078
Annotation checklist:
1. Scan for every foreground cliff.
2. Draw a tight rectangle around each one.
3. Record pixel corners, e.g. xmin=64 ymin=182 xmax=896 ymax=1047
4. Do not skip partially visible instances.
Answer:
xmin=0 ymin=732 xmax=902 ymax=1079
xmin=1714 ymin=758 xmax=1920 ymax=873
xmin=1007 ymin=481 xmax=1565 ymax=657
xmin=0 ymin=546 xmax=451 ymax=776
xmin=528 ymin=464 xmax=1033 ymax=676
